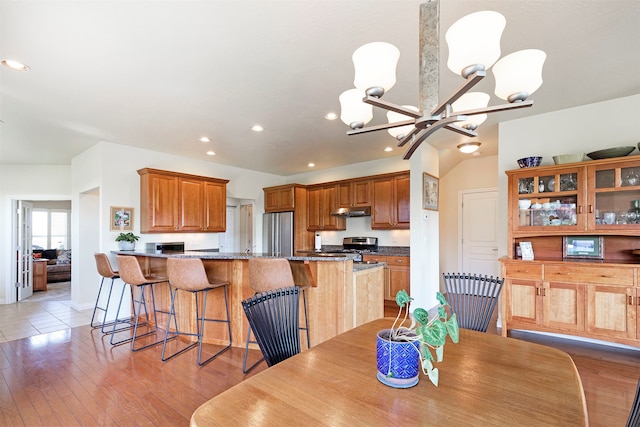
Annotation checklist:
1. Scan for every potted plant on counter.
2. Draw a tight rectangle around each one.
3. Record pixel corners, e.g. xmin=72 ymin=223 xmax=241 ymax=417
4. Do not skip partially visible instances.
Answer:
xmin=115 ymin=232 xmax=139 ymax=251
xmin=376 ymin=290 xmax=459 ymax=388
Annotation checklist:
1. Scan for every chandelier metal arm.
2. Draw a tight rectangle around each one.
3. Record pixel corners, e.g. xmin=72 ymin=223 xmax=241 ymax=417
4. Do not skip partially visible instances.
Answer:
xmin=362 ymin=96 xmax=423 ymax=118
xmin=444 ymin=124 xmax=477 ymax=137
xmin=346 ymin=119 xmax=415 ymax=135
xmin=454 ymin=100 xmax=534 ymax=116
xmin=397 ymin=127 xmax=422 ymax=147
xmin=430 ymin=70 xmax=485 ymax=116
xmin=402 ymin=115 xmax=466 ymax=159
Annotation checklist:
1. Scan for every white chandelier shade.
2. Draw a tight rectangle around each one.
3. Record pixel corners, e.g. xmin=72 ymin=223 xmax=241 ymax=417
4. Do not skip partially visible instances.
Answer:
xmin=446 ymin=11 xmax=506 ymax=76
xmin=352 ymin=42 xmax=400 ymax=92
xmin=339 ymin=89 xmax=373 ymax=127
xmin=387 ymin=105 xmax=420 ymax=138
xmin=493 ymin=49 xmax=546 ymax=102
xmin=452 ymin=92 xmax=490 ymax=129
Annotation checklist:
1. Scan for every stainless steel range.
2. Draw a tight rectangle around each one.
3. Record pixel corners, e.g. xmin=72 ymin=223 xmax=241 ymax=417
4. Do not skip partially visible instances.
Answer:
xmin=325 ymin=237 xmax=378 ymax=261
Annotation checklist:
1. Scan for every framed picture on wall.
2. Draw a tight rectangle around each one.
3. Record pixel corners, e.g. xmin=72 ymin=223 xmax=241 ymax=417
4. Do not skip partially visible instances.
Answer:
xmin=423 ymin=172 xmax=439 ymax=211
xmin=110 ymin=206 xmax=134 ymax=231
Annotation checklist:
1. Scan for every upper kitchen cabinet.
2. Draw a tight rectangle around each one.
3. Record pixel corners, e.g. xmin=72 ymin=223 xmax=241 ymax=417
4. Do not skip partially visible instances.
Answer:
xmin=307 ymin=184 xmax=346 ymax=231
xmin=337 ymin=179 xmax=371 ymax=208
xmin=371 ymin=172 xmax=410 ymax=230
xmin=507 ymin=157 xmax=640 ymax=239
xmin=138 ymin=168 xmax=228 ymax=233
xmin=264 ymin=184 xmax=300 ymax=212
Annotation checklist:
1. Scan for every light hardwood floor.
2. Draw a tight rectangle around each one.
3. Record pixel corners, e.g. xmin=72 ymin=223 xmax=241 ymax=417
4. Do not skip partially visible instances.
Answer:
xmin=0 ymin=303 xmax=637 ymax=426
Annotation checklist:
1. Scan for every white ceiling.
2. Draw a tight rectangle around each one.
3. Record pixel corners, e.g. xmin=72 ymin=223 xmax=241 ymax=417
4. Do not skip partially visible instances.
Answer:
xmin=1 ymin=0 xmax=639 ymax=176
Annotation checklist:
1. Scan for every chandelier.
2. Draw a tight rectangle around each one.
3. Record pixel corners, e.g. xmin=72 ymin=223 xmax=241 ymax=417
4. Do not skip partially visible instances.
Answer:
xmin=339 ymin=11 xmax=546 ymax=159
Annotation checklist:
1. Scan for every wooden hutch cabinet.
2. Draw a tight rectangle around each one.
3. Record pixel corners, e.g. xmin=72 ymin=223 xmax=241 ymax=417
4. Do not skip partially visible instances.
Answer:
xmin=138 ymin=168 xmax=228 ymax=233
xmin=502 ymin=156 xmax=640 ymax=347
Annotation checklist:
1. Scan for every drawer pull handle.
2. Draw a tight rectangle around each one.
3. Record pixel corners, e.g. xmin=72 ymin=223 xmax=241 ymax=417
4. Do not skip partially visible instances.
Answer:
xmin=588 ymin=205 xmax=593 ymax=214
xmin=630 ymin=296 xmax=634 ymax=305
xmin=637 ymin=296 xmax=640 ymax=306
xmin=578 ymin=205 xmax=583 ymax=214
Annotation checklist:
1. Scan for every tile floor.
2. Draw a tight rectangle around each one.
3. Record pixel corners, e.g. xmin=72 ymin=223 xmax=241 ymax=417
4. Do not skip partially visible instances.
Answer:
xmin=0 ymin=281 xmax=93 ymax=342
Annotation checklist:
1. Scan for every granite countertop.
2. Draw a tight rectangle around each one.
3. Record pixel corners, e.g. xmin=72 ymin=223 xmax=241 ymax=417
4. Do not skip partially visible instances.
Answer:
xmin=111 ymin=249 xmax=362 ymax=262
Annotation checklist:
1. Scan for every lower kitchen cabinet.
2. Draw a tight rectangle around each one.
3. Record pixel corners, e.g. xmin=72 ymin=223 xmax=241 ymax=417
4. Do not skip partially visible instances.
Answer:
xmin=362 ymin=254 xmax=410 ymax=301
xmin=501 ymin=258 xmax=639 ymax=347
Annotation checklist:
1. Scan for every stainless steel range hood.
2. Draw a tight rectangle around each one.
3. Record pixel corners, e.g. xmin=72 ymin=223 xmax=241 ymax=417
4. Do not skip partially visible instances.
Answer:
xmin=330 ymin=206 xmax=371 ymax=217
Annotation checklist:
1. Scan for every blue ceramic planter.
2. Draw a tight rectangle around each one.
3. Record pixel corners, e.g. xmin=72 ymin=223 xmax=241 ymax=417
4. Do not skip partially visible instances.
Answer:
xmin=376 ymin=329 xmax=421 ymax=388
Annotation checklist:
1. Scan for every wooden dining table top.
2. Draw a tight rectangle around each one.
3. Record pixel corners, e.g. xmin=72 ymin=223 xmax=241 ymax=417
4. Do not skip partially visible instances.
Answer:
xmin=191 ymin=318 xmax=588 ymax=426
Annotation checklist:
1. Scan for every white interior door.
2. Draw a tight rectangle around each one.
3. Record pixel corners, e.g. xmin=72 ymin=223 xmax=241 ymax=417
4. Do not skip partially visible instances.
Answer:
xmin=16 ymin=200 xmax=34 ymax=301
xmin=459 ymin=189 xmax=499 ymax=277
xmin=219 ymin=203 xmax=239 ymax=252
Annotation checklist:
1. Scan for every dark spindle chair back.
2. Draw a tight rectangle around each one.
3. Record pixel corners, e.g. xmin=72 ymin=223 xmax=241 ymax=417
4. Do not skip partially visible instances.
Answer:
xmin=242 ymin=286 xmax=301 ymax=367
xmin=442 ymin=272 xmax=505 ymax=333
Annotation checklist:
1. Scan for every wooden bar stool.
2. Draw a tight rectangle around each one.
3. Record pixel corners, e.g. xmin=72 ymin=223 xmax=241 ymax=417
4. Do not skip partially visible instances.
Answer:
xmin=111 ymin=255 xmax=175 ymax=351
xmin=242 ymin=258 xmax=310 ymax=373
xmin=162 ymin=258 xmax=231 ymax=366
xmin=92 ymin=253 xmax=134 ymax=334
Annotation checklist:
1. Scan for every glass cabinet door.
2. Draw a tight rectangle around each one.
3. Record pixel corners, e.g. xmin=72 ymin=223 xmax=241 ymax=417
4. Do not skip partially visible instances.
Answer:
xmin=590 ymin=162 xmax=640 ymax=228
xmin=514 ymin=167 xmax=582 ymax=230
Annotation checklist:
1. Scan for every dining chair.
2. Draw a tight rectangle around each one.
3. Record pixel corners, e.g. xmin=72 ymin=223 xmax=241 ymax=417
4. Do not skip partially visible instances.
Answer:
xmin=162 ymin=258 xmax=232 ymax=366
xmin=242 ymin=258 xmax=310 ymax=373
xmin=241 ymin=286 xmax=301 ymax=369
xmin=627 ymin=377 xmax=640 ymax=427
xmin=442 ymin=272 xmax=505 ymax=333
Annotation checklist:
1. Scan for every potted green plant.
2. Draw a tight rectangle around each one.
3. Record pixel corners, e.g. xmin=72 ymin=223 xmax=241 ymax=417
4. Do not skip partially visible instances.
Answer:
xmin=376 ymin=290 xmax=459 ymax=388
xmin=115 ymin=232 xmax=139 ymax=251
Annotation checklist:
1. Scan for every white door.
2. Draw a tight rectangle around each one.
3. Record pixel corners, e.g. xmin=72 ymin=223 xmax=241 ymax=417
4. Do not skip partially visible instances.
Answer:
xmin=219 ymin=204 xmax=238 ymax=252
xmin=459 ymin=189 xmax=499 ymax=277
xmin=16 ymin=200 xmax=34 ymax=300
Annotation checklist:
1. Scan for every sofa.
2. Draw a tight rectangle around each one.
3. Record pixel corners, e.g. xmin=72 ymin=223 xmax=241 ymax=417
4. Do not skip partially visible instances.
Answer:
xmin=35 ymin=249 xmax=71 ymax=282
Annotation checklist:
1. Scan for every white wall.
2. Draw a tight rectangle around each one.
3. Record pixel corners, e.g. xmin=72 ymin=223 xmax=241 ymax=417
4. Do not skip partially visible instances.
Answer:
xmin=498 ymin=94 xmax=640 ymax=255
xmin=0 ymin=165 xmax=71 ymax=304
xmin=439 ymin=155 xmax=499 ymax=279
xmin=69 ymin=141 xmax=287 ymax=309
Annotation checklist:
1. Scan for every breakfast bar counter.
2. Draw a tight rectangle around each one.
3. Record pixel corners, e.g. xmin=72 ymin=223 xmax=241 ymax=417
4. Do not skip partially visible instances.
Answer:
xmin=110 ymin=250 xmax=385 ymax=348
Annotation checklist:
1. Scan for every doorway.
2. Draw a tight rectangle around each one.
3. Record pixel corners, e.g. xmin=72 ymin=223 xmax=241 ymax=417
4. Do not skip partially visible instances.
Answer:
xmin=10 ymin=199 xmax=72 ymax=304
xmin=459 ymin=188 xmax=499 ymax=277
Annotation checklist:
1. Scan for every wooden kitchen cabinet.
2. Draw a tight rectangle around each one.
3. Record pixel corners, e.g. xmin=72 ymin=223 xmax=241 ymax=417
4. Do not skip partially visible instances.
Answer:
xmin=363 ymin=254 xmax=410 ymax=301
xmin=264 ymin=184 xmax=297 ymax=212
xmin=586 ymin=284 xmax=637 ymax=341
xmin=307 ymin=184 xmax=346 ymax=231
xmin=337 ymin=179 xmax=371 ymax=208
xmin=138 ymin=168 xmax=228 ymax=233
xmin=371 ymin=172 xmax=410 ymax=229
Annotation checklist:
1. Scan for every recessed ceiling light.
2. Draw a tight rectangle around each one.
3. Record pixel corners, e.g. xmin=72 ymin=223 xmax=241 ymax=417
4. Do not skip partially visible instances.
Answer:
xmin=324 ymin=112 xmax=338 ymax=120
xmin=384 ymin=147 xmax=393 ymax=152
xmin=199 ymin=136 xmax=211 ymax=143
xmin=308 ymin=163 xmax=315 ymax=168
xmin=1 ymin=59 xmax=30 ymax=71
xmin=251 ymin=125 xmax=264 ymax=132
xmin=206 ymin=151 xmax=216 ymax=156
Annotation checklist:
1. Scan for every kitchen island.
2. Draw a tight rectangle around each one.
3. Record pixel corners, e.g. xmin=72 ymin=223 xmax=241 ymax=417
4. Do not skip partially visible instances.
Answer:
xmin=110 ymin=250 xmax=385 ymax=349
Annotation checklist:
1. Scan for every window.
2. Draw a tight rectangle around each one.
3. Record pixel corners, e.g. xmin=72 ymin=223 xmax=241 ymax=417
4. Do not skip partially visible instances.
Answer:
xmin=32 ymin=209 xmax=69 ymax=249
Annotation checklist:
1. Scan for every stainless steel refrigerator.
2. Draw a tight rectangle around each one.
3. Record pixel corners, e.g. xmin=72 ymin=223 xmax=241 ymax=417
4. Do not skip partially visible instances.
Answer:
xmin=262 ymin=211 xmax=293 ymax=256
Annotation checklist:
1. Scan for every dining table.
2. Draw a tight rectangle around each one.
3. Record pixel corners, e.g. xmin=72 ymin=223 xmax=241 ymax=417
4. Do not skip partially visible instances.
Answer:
xmin=191 ymin=318 xmax=588 ymax=426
